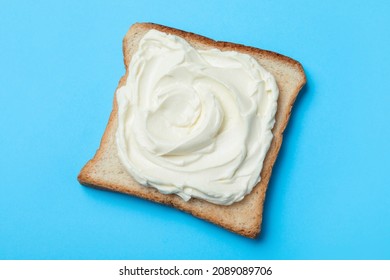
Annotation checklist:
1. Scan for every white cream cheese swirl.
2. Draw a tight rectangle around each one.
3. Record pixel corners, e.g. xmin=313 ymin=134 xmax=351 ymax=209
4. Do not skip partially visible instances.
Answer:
xmin=116 ymin=29 xmax=279 ymax=205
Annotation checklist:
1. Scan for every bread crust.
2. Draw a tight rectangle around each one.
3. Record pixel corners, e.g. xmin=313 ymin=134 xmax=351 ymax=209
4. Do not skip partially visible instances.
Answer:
xmin=78 ymin=22 xmax=306 ymax=238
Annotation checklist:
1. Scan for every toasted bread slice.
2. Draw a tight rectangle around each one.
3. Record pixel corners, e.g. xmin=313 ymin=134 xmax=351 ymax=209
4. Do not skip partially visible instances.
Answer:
xmin=78 ymin=22 xmax=306 ymax=238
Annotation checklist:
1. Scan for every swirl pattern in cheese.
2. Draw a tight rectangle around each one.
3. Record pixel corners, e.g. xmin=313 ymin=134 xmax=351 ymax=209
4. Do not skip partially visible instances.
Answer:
xmin=116 ymin=30 xmax=278 ymax=205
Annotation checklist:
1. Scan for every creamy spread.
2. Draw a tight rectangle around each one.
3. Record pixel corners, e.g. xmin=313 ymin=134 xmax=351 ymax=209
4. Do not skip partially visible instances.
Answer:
xmin=116 ymin=29 xmax=279 ymax=205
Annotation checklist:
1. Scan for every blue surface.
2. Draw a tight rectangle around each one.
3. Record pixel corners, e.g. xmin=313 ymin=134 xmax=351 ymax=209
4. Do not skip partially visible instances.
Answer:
xmin=1 ymin=0 xmax=389 ymax=260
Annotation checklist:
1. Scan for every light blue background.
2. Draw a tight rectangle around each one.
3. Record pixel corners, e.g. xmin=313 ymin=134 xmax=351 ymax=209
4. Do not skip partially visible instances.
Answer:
xmin=1 ymin=0 xmax=389 ymax=259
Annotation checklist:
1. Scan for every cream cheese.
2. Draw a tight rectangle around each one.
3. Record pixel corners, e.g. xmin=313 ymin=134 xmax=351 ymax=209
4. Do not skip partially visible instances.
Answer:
xmin=116 ymin=29 xmax=279 ymax=205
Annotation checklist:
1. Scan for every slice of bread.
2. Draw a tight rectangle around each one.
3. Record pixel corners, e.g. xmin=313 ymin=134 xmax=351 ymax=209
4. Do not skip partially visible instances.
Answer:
xmin=78 ymin=22 xmax=306 ymax=238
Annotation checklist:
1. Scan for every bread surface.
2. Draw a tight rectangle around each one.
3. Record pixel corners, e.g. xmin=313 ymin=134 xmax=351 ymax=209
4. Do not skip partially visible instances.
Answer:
xmin=78 ymin=22 xmax=306 ymax=238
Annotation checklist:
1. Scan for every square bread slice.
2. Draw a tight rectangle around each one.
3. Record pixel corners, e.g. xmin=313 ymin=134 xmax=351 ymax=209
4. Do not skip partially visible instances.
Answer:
xmin=78 ymin=22 xmax=306 ymax=238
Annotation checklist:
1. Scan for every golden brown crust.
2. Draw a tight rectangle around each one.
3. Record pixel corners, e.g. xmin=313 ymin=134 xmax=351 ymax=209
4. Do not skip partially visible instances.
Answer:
xmin=130 ymin=23 xmax=304 ymax=69
xmin=78 ymin=22 xmax=306 ymax=238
